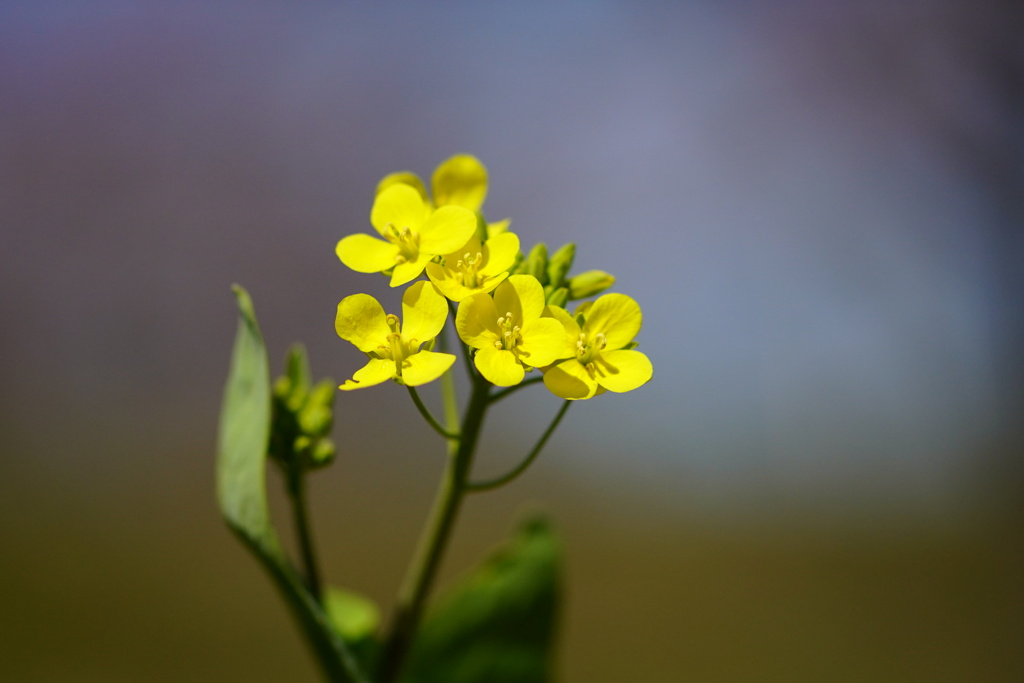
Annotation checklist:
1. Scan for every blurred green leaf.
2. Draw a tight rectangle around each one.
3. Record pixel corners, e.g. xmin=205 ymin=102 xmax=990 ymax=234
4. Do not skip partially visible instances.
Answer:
xmin=217 ymin=285 xmax=274 ymax=541
xmin=401 ymin=516 xmax=562 ymax=683
xmin=217 ymin=285 xmax=367 ymax=683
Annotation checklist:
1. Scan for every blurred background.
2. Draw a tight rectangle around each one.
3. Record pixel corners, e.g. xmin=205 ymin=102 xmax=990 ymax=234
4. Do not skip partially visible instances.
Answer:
xmin=2 ymin=1 xmax=1022 ymax=680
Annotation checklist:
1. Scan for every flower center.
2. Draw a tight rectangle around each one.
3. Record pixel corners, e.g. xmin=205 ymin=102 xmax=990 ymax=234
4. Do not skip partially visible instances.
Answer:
xmin=384 ymin=223 xmax=420 ymax=263
xmin=575 ymin=332 xmax=606 ymax=365
xmin=454 ymin=251 xmax=485 ymax=288
xmin=375 ymin=314 xmax=419 ymax=377
xmin=492 ymin=311 xmax=522 ymax=352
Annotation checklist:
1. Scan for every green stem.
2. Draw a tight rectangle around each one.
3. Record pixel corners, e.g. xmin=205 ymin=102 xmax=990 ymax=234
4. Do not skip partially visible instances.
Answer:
xmin=467 ymin=400 xmax=571 ymax=493
xmin=379 ymin=373 xmax=491 ymax=683
xmin=287 ymin=466 xmax=322 ymax=601
xmin=407 ymin=386 xmax=460 ymax=439
xmin=489 ymin=375 xmax=544 ymax=403
xmin=436 ymin=325 xmax=461 ymax=451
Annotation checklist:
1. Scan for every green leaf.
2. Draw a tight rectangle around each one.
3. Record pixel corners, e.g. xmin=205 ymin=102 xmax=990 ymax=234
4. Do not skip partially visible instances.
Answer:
xmin=217 ymin=285 xmax=368 ymax=683
xmin=217 ymin=285 xmax=274 ymax=541
xmin=401 ymin=516 xmax=562 ymax=683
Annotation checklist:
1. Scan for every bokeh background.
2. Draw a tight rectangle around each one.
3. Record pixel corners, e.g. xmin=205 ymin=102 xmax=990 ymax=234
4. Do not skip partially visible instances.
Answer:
xmin=3 ymin=1 xmax=1023 ymax=681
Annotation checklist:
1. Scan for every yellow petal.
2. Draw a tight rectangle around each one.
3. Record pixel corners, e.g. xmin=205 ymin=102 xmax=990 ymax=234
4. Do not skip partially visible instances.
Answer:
xmin=401 ymin=281 xmax=448 ymax=344
xmin=336 ymin=234 xmax=398 ymax=273
xmin=376 ymin=172 xmax=428 ymax=203
xmin=426 ymin=262 xmax=507 ymax=302
xmin=583 ymin=293 xmax=642 ymax=350
xmin=479 ymin=231 xmax=520 ymax=277
xmin=371 ymin=184 xmax=428 ymax=236
xmin=498 ymin=274 xmax=545 ymax=323
xmin=389 ymin=252 xmax=433 ymax=287
xmin=401 ymin=351 xmax=456 ymax=386
xmin=593 ymin=349 xmax=653 ymax=393
xmin=431 ymin=154 xmax=487 ymax=211
xmin=456 ymin=293 xmax=500 ymax=349
xmin=340 ymin=358 xmax=395 ymax=391
xmin=517 ymin=317 xmax=571 ymax=368
xmin=542 ymin=305 xmax=581 ymax=358
xmin=417 ymin=205 xmax=476 ymax=255
xmin=336 ymin=294 xmax=389 ymax=352
xmin=543 ymin=360 xmax=597 ymax=400
xmin=486 ymin=218 xmax=510 ymax=238
xmin=474 ymin=347 xmax=524 ymax=386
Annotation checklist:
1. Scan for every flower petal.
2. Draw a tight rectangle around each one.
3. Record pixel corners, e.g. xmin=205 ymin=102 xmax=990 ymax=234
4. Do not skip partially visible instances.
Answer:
xmin=543 ymin=360 xmax=597 ymax=400
xmin=582 ymin=293 xmax=642 ymax=350
xmin=474 ymin=347 xmax=525 ymax=386
xmin=543 ymin=305 xmax=581 ymax=358
xmin=401 ymin=281 xmax=448 ymax=344
xmin=339 ymin=358 xmax=395 ymax=391
xmin=376 ymin=172 xmax=428 ymax=203
xmin=371 ymin=184 xmax=428 ymax=235
xmin=486 ymin=218 xmax=510 ymax=238
xmin=517 ymin=317 xmax=570 ymax=368
xmin=401 ymin=351 xmax=456 ymax=386
xmin=336 ymin=294 xmax=389 ymax=352
xmin=456 ymin=292 xmax=501 ymax=350
xmin=479 ymin=231 xmax=520 ymax=277
xmin=390 ymin=251 xmax=433 ymax=287
xmin=431 ymin=154 xmax=487 ymax=211
xmin=593 ymin=349 xmax=653 ymax=393
xmin=497 ymin=274 xmax=545 ymax=323
xmin=426 ymin=262 xmax=507 ymax=302
xmin=418 ymin=205 xmax=476 ymax=255
xmin=336 ymin=234 xmax=398 ymax=274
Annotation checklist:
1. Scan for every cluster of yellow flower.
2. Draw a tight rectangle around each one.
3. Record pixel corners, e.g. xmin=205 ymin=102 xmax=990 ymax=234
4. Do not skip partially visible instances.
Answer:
xmin=334 ymin=155 xmax=652 ymax=400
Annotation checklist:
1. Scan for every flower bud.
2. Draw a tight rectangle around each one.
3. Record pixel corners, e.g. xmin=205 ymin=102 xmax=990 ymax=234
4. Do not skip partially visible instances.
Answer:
xmin=568 ymin=270 xmax=615 ymax=299
xmin=545 ymin=286 xmax=569 ymax=308
xmin=546 ymin=243 xmax=575 ymax=288
xmin=522 ymin=243 xmax=548 ymax=283
xmin=309 ymin=439 xmax=336 ymax=468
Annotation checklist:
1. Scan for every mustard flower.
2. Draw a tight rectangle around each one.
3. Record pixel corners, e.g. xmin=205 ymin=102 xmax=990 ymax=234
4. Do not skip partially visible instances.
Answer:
xmin=542 ymin=293 xmax=653 ymax=400
xmin=377 ymin=154 xmax=488 ymax=212
xmin=425 ymin=231 xmax=520 ymax=302
xmin=376 ymin=155 xmax=510 ymax=238
xmin=456 ymin=275 xmax=568 ymax=386
xmin=335 ymin=281 xmax=455 ymax=390
xmin=335 ymin=184 xmax=476 ymax=287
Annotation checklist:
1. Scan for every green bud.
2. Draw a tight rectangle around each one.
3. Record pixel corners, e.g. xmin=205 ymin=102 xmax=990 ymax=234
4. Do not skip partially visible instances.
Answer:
xmin=522 ymin=243 xmax=548 ymax=284
xmin=568 ymin=270 xmax=615 ymax=299
xmin=546 ymin=286 xmax=568 ymax=308
xmin=546 ymin=243 xmax=576 ymax=288
xmin=310 ymin=439 xmax=336 ymax=467
xmin=299 ymin=380 xmax=335 ymax=437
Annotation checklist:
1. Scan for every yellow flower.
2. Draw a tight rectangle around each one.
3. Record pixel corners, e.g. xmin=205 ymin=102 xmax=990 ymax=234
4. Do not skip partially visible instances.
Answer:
xmin=376 ymin=155 xmax=509 ymax=237
xmin=376 ymin=154 xmax=488 ymax=212
xmin=425 ymin=231 xmax=520 ymax=302
xmin=335 ymin=281 xmax=455 ymax=390
xmin=456 ymin=275 xmax=568 ymax=386
xmin=335 ymin=184 xmax=476 ymax=287
xmin=431 ymin=154 xmax=488 ymax=211
xmin=542 ymin=293 xmax=653 ymax=400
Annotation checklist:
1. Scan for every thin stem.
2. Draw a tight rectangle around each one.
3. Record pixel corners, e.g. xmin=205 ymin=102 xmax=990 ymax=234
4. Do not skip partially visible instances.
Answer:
xmin=287 ymin=468 xmax=322 ymax=601
xmin=437 ymin=322 xmax=461 ymax=451
xmin=489 ymin=375 xmax=544 ymax=403
xmin=407 ymin=386 xmax=459 ymax=439
xmin=467 ymin=400 xmax=571 ymax=493
xmin=379 ymin=374 xmax=491 ymax=683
